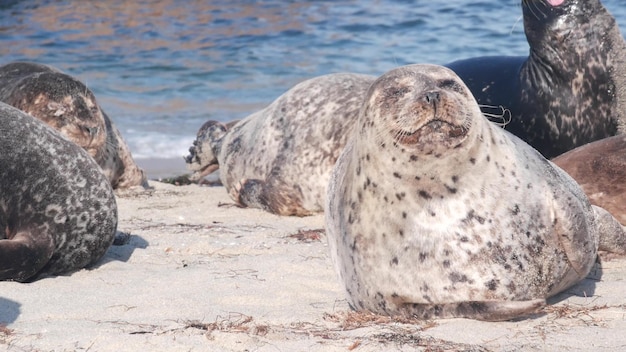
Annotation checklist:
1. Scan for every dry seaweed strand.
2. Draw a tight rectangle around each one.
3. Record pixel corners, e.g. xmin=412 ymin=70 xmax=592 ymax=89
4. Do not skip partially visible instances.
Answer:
xmin=287 ymin=228 xmax=325 ymax=243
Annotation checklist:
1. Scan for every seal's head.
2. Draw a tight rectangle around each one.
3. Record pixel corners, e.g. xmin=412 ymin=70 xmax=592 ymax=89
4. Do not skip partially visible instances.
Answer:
xmin=185 ymin=120 xmax=230 ymax=181
xmin=360 ymin=64 xmax=474 ymax=157
xmin=522 ymin=0 xmax=608 ymax=51
xmin=5 ymin=72 xmax=107 ymax=159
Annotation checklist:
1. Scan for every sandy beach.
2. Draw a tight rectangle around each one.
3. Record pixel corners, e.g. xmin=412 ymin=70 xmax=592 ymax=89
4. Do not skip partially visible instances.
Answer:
xmin=0 ymin=181 xmax=625 ymax=351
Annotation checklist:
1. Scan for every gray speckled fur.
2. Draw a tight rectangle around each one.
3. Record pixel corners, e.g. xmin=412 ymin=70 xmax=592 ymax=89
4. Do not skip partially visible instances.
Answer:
xmin=447 ymin=0 xmax=626 ymax=158
xmin=325 ymin=64 xmax=626 ymax=321
xmin=0 ymin=102 xmax=118 ymax=282
xmin=0 ymin=62 xmax=147 ymax=189
xmin=188 ymin=73 xmax=375 ymax=216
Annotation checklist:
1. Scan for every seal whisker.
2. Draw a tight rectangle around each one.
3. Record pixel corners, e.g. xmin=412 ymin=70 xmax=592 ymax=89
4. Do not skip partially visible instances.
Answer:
xmin=524 ymin=0 xmax=544 ymax=21
xmin=510 ymin=14 xmax=524 ymax=35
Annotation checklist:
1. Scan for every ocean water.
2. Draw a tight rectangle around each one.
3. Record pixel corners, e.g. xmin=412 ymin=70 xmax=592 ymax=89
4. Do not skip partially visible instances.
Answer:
xmin=1 ymin=0 xmax=625 ymax=177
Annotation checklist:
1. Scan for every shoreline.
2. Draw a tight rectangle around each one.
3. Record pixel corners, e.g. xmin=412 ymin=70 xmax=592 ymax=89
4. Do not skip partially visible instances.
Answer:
xmin=135 ymin=157 xmax=189 ymax=180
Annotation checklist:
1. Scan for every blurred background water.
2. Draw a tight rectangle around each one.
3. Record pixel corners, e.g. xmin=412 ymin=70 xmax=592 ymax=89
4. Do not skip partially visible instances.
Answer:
xmin=0 ymin=0 xmax=624 ymax=178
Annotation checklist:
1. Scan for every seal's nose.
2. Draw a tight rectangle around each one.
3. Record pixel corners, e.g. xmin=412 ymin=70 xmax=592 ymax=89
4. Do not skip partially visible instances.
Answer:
xmin=423 ymin=91 xmax=440 ymax=104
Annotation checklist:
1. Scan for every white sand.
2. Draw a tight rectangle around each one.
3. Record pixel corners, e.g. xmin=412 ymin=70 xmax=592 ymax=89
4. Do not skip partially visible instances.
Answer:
xmin=0 ymin=181 xmax=625 ymax=351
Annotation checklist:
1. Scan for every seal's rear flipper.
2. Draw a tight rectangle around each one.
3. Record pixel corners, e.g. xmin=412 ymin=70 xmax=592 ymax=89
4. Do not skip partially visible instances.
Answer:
xmin=0 ymin=231 xmax=54 ymax=282
xmin=398 ymin=299 xmax=545 ymax=321
xmin=594 ymin=205 xmax=626 ymax=255
xmin=231 ymin=178 xmax=312 ymax=216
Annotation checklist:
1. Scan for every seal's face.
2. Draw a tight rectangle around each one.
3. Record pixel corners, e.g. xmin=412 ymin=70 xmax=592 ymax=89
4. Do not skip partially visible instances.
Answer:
xmin=362 ymin=65 xmax=474 ymax=155
xmin=10 ymin=73 xmax=107 ymax=159
xmin=185 ymin=120 xmax=227 ymax=180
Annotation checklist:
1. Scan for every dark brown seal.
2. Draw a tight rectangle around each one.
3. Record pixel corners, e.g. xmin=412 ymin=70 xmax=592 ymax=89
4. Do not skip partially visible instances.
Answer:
xmin=552 ymin=135 xmax=626 ymax=225
xmin=0 ymin=61 xmax=148 ymax=189
xmin=447 ymin=0 xmax=626 ymax=158
xmin=325 ymin=64 xmax=626 ymax=321
xmin=0 ymin=102 xmax=118 ymax=282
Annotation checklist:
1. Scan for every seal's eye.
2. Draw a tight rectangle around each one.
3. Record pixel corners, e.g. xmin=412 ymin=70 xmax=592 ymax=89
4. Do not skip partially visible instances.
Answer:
xmin=384 ymin=86 xmax=410 ymax=98
xmin=438 ymin=79 xmax=465 ymax=94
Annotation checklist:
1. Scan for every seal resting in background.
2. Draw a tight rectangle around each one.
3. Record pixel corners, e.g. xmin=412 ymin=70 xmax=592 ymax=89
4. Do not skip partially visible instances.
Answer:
xmin=0 ymin=102 xmax=118 ymax=282
xmin=0 ymin=62 xmax=148 ymax=189
xmin=325 ymin=64 xmax=626 ymax=321
xmin=186 ymin=73 xmax=375 ymax=216
xmin=447 ymin=0 xmax=626 ymax=158
xmin=552 ymin=135 xmax=626 ymax=225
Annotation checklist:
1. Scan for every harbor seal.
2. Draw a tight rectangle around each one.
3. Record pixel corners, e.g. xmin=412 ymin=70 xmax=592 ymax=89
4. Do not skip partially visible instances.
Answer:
xmin=185 ymin=73 xmax=375 ymax=216
xmin=552 ymin=135 xmax=626 ymax=225
xmin=0 ymin=102 xmax=118 ymax=282
xmin=325 ymin=64 xmax=626 ymax=321
xmin=446 ymin=0 xmax=626 ymax=158
xmin=0 ymin=62 xmax=148 ymax=189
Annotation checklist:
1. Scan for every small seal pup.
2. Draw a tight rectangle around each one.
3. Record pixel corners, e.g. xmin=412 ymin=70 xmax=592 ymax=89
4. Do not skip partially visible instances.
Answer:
xmin=447 ymin=0 xmax=626 ymax=158
xmin=0 ymin=102 xmax=118 ymax=282
xmin=326 ymin=64 xmax=626 ymax=321
xmin=186 ymin=73 xmax=375 ymax=216
xmin=552 ymin=135 xmax=626 ymax=225
xmin=0 ymin=62 xmax=148 ymax=189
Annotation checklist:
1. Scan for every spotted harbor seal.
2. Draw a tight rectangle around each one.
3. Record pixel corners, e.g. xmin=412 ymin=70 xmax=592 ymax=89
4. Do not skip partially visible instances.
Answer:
xmin=552 ymin=135 xmax=626 ymax=225
xmin=325 ymin=64 xmax=626 ymax=321
xmin=0 ymin=62 xmax=148 ymax=189
xmin=186 ymin=73 xmax=375 ymax=216
xmin=446 ymin=0 xmax=626 ymax=158
xmin=0 ymin=102 xmax=118 ymax=282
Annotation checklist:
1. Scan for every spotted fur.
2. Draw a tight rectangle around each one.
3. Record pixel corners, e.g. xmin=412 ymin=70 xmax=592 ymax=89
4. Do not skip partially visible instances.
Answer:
xmin=325 ymin=64 xmax=626 ymax=321
xmin=186 ymin=73 xmax=375 ymax=216
xmin=0 ymin=62 xmax=147 ymax=189
xmin=0 ymin=102 xmax=118 ymax=282
xmin=447 ymin=0 xmax=626 ymax=158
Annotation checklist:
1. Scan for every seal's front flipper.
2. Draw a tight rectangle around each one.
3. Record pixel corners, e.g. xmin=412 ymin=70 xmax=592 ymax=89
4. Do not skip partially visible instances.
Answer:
xmin=398 ymin=299 xmax=545 ymax=321
xmin=594 ymin=205 xmax=626 ymax=255
xmin=231 ymin=178 xmax=312 ymax=216
xmin=0 ymin=230 xmax=55 ymax=282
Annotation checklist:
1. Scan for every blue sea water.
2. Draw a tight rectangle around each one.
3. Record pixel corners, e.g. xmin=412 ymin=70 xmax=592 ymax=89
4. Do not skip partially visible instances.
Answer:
xmin=0 ymin=0 xmax=625 ymax=177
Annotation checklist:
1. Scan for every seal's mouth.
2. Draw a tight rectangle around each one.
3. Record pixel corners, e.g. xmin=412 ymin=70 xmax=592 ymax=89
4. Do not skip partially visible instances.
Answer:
xmin=546 ymin=0 xmax=564 ymax=6
xmin=394 ymin=120 xmax=467 ymax=145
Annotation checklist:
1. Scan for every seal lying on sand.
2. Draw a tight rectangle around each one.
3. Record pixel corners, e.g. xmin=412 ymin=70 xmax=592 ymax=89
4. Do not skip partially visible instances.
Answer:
xmin=0 ymin=62 xmax=148 ymax=189
xmin=0 ymin=102 xmax=118 ymax=282
xmin=552 ymin=135 xmax=626 ymax=225
xmin=325 ymin=64 xmax=626 ymax=321
xmin=186 ymin=73 xmax=375 ymax=216
xmin=447 ymin=0 xmax=626 ymax=158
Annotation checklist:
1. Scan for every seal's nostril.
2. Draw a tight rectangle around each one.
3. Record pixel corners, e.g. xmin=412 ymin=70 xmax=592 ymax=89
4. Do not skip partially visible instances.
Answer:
xmin=84 ymin=126 xmax=98 ymax=137
xmin=424 ymin=91 xmax=440 ymax=104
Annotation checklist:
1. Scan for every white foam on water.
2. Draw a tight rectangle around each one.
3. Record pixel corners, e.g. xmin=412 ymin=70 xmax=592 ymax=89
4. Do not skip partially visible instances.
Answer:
xmin=125 ymin=132 xmax=193 ymax=160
